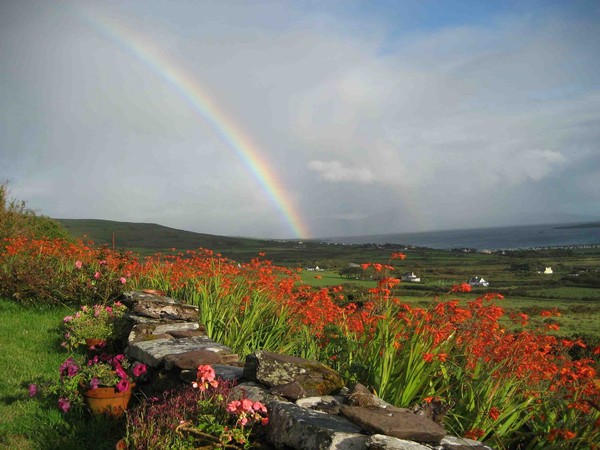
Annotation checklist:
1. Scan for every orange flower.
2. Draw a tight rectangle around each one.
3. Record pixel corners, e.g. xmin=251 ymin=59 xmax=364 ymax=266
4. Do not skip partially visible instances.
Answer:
xmin=391 ymin=252 xmax=406 ymax=260
xmin=451 ymin=283 xmax=472 ymax=293
xmin=488 ymin=407 xmax=501 ymax=421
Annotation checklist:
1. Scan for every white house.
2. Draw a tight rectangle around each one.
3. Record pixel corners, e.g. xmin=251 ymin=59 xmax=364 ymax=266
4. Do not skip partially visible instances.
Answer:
xmin=401 ymin=272 xmax=421 ymax=282
xmin=467 ymin=276 xmax=489 ymax=287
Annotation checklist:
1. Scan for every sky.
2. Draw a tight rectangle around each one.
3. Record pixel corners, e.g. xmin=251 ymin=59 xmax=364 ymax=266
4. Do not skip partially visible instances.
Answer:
xmin=1 ymin=0 xmax=599 ymax=239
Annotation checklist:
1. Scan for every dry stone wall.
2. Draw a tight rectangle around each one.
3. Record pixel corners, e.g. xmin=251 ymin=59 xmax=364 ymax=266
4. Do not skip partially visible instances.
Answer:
xmin=121 ymin=291 xmax=493 ymax=450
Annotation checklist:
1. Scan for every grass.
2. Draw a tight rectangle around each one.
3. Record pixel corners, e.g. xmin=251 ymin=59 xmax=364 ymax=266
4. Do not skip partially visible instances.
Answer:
xmin=0 ymin=299 xmax=124 ymax=450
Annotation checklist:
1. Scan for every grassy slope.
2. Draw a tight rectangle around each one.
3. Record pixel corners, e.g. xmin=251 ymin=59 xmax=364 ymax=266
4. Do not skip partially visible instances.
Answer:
xmin=56 ymin=218 xmax=265 ymax=253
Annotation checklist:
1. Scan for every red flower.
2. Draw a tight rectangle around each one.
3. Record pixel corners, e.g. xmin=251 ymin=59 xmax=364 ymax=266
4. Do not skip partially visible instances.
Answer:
xmin=451 ymin=283 xmax=471 ymax=293
xmin=489 ymin=407 xmax=501 ymax=421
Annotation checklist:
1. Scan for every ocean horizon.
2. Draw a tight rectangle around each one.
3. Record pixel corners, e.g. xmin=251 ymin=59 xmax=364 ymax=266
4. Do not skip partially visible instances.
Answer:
xmin=325 ymin=223 xmax=600 ymax=251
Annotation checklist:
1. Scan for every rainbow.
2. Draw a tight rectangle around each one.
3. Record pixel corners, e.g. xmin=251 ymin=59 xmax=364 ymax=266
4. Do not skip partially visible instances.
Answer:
xmin=77 ymin=8 xmax=309 ymax=239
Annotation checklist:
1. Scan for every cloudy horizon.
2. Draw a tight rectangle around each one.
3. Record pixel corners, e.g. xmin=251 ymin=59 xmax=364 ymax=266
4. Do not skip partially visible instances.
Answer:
xmin=1 ymin=0 xmax=599 ymax=239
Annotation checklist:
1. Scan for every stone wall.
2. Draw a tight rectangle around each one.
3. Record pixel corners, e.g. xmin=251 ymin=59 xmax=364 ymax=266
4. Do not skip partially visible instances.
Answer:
xmin=121 ymin=291 xmax=493 ymax=450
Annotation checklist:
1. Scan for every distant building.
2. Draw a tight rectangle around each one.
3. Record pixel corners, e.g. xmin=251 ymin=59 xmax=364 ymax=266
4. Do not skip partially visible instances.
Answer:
xmin=467 ymin=276 xmax=489 ymax=287
xmin=401 ymin=272 xmax=421 ymax=282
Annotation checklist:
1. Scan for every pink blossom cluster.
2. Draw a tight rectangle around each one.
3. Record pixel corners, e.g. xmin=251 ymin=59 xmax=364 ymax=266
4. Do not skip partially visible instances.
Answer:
xmin=226 ymin=398 xmax=269 ymax=427
xmin=192 ymin=364 xmax=219 ymax=391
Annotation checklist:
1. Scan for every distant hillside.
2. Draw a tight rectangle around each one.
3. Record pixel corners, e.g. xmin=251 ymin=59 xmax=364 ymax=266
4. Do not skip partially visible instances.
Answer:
xmin=55 ymin=219 xmax=265 ymax=251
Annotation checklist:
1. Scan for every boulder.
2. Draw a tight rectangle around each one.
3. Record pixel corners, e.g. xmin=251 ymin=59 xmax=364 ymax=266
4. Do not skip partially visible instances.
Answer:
xmin=267 ymin=401 xmax=367 ymax=450
xmin=244 ymin=351 xmax=344 ymax=397
xmin=340 ymin=406 xmax=446 ymax=444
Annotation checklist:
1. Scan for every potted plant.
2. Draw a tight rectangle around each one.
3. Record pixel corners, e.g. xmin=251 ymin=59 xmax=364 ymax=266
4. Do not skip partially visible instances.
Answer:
xmin=62 ymin=302 xmax=128 ymax=352
xmin=48 ymin=353 xmax=147 ymax=417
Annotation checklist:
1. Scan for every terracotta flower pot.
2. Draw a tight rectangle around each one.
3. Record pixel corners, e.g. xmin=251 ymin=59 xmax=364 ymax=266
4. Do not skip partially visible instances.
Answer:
xmin=85 ymin=338 xmax=107 ymax=350
xmin=81 ymin=383 xmax=135 ymax=417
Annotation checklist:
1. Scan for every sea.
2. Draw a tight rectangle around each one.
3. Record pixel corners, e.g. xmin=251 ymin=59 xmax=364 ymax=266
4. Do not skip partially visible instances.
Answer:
xmin=325 ymin=223 xmax=600 ymax=251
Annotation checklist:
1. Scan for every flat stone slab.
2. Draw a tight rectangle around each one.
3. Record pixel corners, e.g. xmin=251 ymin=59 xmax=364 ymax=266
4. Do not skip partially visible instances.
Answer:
xmin=168 ymin=329 xmax=206 ymax=338
xmin=126 ymin=335 xmax=232 ymax=368
xmin=440 ymin=436 xmax=493 ymax=450
xmin=267 ymin=401 xmax=366 ymax=450
xmin=164 ymin=349 xmax=226 ymax=370
xmin=366 ymin=435 xmax=431 ymax=450
xmin=122 ymin=291 xmax=177 ymax=305
xmin=131 ymin=299 xmax=198 ymax=321
xmin=153 ymin=322 xmax=200 ymax=334
xmin=340 ymin=406 xmax=446 ymax=444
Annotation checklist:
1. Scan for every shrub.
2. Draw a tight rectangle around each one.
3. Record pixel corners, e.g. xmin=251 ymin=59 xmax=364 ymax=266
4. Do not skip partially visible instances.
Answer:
xmin=0 ymin=183 xmax=70 ymax=242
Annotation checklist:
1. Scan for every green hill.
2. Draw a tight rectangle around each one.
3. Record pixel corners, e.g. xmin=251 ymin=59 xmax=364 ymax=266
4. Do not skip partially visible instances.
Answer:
xmin=55 ymin=219 xmax=265 ymax=252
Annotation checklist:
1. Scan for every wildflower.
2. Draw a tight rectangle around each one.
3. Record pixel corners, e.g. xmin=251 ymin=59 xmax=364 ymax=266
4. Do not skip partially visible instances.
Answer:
xmin=391 ymin=252 xmax=406 ymax=260
xmin=194 ymin=364 xmax=219 ymax=391
xmin=94 ymin=271 xmax=101 ymax=280
xmin=63 ymin=315 xmax=73 ymax=323
xmin=75 ymin=260 xmax=83 ymax=269
xmin=133 ymin=363 xmax=147 ymax=377
xmin=28 ymin=384 xmax=37 ymax=397
xmin=116 ymin=378 xmax=130 ymax=392
xmin=58 ymin=397 xmax=71 ymax=413
xmin=423 ymin=353 xmax=435 ymax=363
xmin=451 ymin=283 xmax=471 ymax=293
xmin=489 ymin=407 xmax=501 ymax=421
xmin=119 ymin=277 xmax=127 ymax=284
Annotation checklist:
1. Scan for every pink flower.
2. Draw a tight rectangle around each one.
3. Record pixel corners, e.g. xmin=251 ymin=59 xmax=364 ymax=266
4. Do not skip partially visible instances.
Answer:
xmin=116 ymin=378 xmax=130 ymax=392
xmin=226 ymin=400 xmax=240 ymax=413
xmin=133 ymin=363 xmax=147 ymax=377
xmin=58 ymin=397 xmax=71 ymax=413
xmin=195 ymin=364 xmax=219 ymax=391
xmin=63 ymin=315 xmax=73 ymax=323
xmin=94 ymin=271 xmax=101 ymax=280
xmin=28 ymin=384 xmax=38 ymax=397
xmin=89 ymin=378 xmax=100 ymax=389
xmin=119 ymin=277 xmax=127 ymax=284
xmin=75 ymin=260 xmax=83 ymax=269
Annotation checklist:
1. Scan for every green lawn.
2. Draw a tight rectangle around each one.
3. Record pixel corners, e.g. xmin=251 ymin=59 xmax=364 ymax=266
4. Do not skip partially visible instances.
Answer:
xmin=0 ymin=299 xmax=123 ymax=450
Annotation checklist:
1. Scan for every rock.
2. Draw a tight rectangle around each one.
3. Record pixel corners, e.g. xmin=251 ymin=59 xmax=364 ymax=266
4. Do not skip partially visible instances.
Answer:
xmin=411 ymin=399 xmax=454 ymax=425
xmin=244 ymin=351 xmax=344 ymax=396
xmin=296 ymin=396 xmax=341 ymax=414
xmin=270 ymin=381 xmax=307 ymax=400
xmin=152 ymin=322 xmax=201 ymax=335
xmin=347 ymin=383 xmax=398 ymax=409
xmin=340 ymin=406 xmax=446 ymax=444
xmin=121 ymin=291 xmax=177 ymax=306
xmin=126 ymin=335 xmax=233 ymax=368
xmin=231 ymin=382 xmax=283 ymax=404
xmin=164 ymin=349 xmax=226 ymax=370
xmin=168 ymin=329 xmax=206 ymax=338
xmin=267 ymin=401 xmax=367 ymax=450
xmin=366 ymin=434 xmax=431 ymax=450
xmin=440 ymin=436 xmax=493 ymax=450
xmin=131 ymin=299 xmax=198 ymax=321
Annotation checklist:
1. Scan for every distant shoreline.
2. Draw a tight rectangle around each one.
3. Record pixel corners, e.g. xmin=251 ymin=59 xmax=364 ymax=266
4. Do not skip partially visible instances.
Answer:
xmin=555 ymin=222 xmax=600 ymax=229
